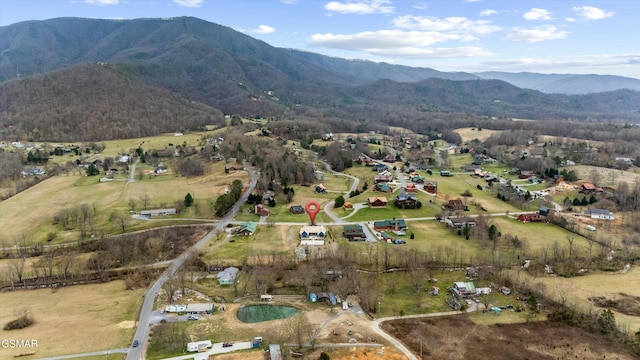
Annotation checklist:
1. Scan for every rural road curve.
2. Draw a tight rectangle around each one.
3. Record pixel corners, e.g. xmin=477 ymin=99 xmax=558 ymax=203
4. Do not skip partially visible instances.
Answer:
xmin=126 ymin=164 xmax=257 ymax=360
xmin=320 ymin=160 xmax=360 ymax=224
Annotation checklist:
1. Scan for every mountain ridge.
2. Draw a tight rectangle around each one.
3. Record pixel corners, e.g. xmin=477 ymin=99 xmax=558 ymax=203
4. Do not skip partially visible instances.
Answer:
xmin=1 ymin=16 xmax=640 ymax=141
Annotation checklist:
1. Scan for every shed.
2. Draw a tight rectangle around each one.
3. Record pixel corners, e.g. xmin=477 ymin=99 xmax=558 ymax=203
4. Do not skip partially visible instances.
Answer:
xmin=539 ymin=206 xmax=550 ymax=216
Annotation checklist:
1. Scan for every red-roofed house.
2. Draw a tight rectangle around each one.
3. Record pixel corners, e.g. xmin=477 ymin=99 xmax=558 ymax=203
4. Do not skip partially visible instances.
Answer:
xmin=581 ymin=183 xmax=597 ymax=193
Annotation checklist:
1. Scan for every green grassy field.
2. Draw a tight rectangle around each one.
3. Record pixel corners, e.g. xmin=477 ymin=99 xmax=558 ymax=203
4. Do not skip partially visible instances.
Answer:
xmin=0 ymin=160 xmax=248 ymax=244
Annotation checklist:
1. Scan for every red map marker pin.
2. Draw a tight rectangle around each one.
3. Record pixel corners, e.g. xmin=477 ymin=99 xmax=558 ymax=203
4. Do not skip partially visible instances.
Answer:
xmin=305 ymin=200 xmax=320 ymax=225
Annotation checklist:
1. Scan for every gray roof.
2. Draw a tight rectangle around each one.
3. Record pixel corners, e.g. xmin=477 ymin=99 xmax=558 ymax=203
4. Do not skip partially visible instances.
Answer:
xmin=217 ymin=267 xmax=239 ymax=281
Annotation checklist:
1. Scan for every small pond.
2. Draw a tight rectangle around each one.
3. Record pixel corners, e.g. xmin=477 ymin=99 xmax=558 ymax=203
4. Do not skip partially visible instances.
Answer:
xmin=236 ymin=304 xmax=300 ymax=323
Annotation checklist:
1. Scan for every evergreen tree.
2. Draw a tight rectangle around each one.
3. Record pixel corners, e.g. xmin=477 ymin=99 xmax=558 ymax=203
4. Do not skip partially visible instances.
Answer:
xmin=85 ymin=164 xmax=100 ymax=176
xmin=184 ymin=193 xmax=194 ymax=207
xmin=334 ymin=195 xmax=345 ymax=208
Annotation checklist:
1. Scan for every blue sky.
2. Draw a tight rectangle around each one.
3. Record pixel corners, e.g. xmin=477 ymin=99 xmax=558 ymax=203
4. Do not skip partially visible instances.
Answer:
xmin=1 ymin=0 xmax=639 ymax=78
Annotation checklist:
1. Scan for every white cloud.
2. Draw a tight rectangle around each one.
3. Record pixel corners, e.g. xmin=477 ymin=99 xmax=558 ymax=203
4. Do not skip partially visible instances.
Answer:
xmin=84 ymin=0 xmax=120 ymax=5
xmin=393 ymin=15 xmax=501 ymax=35
xmin=565 ymin=17 xmax=577 ymax=22
xmin=280 ymin=0 xmax=298 ymax=4
xmin=503 ymin=25 xmax=568 ymax=43
xmin=249 ymin=25 xmax=275 ymax=34
xmin=308 ymin=30 xmax=463 ymax=49
xmin=523 ymin=8 xmax=553 ymax=21
xmin=479 ymin=9 xmax=497 ymax=17
xmin=172 ymin=0 xmax=204 ymax=8
xmin=413 ymin=2 xmax=427 ymax=10
xmin=571 ymin=6 xmax=614 ymax=20
xmin=307 ymin=29 xmax=493 ymax=59
xmin=465 ymin=0 xmax=481 ymax=2
xmin=368 ymin=46 xmax=493 ymax=59
xmin=324 ymin=0 xmax=393 ymax=14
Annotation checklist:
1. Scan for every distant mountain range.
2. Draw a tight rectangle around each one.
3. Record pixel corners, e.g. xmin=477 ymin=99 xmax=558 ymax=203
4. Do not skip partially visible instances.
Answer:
xmin=474 ymin=72 xmax=640 ymax=94
xmin=1 ymin=16 xmax=639 ymax=140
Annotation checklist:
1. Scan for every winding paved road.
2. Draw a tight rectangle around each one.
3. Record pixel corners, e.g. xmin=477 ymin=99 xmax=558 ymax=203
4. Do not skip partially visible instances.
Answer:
xmin=125 ymin=164 xmax=257 ymax=360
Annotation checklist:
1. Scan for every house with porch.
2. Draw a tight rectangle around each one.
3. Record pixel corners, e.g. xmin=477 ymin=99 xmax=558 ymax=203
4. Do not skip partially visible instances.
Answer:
xmin=444 ymin=217 xmax=476 ymax=230
xmin=424 ymin=180 xmax=438 ymax=194
xmin=231 ymin=222 xmax=257 ymax=236
xmin=451 ymin=281 xmax=476 ymax=298
xmin=299 ymin=225 xmax=327 ymax=245
xmin=374 ymin=182 xmax=392 ymax=193
xmin=373 ymin=219 xmax=408 ymax=231
xmin=394 ymin=193 xmax=421 ymax=209
xmin=584 ymin=208 xmax=614 ymax=220
xmin=443 ymin=199 xmax=465 ymax=211
xmin=343 ymin=224 xmax=365 ymax=241
xmin=368 ymin=197 xmax=388 ymax=208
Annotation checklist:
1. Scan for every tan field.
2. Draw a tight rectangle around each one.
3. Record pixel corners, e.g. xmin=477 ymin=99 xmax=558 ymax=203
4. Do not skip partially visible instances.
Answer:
xmin=0 ymin=281 xmax=144 ymax=358
xmin=510 ymin=267 xmax=640 ymax=330
xmin=568 ymin=164 xmax=640 ymax=188
xmin=454 ymin=127 xmax=502 ymax=143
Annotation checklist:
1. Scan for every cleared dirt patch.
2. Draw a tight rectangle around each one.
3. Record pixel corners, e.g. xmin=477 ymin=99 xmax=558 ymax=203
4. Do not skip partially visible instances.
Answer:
xmin=381 ymin=314 xmax=637 ymax=360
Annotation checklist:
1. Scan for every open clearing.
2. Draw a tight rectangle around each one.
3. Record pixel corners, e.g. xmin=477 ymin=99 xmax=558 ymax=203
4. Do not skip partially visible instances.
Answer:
xmin=454 ymin=127 xmax=502 ymax=143
xmin=0 ymin=161 xmax=248 ymax=244
xmin=511 ymin=267 xmax=640 ymax=330
xmin=382 ymin=314 xmax=636 ymax=360
xmin=0 ymin=280 xmax=144 ymax=358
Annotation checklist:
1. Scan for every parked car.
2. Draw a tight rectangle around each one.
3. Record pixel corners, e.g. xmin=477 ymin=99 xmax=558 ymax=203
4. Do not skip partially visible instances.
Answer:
xmin=392 ymin=239 xmax=406 ymax=244
xmin=222 ymin=342 xmax=233 ymax=348
xmin=132 ymin=340 xmax=139 ymax=348
xmin=187 ymin=315 xmax=199 ymax=320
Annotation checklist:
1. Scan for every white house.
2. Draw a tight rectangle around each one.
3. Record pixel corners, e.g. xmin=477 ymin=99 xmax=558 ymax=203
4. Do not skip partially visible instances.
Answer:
xmin=451 ymin=281 xmax=476 ymax=298
xmin=584 ymin=209 xmax=614 ymax=220
xmin=299 ymin=225 xmax=327 ymax=246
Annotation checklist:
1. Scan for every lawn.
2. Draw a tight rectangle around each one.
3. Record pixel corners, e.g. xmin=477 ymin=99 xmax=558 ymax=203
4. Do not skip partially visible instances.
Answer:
xmin=201 ymin=225 xmax=293 ymax=266
xmin=488 ymin=217 xmax=592 ymax=253
xmin=0 ymin=161 xmax=248 ymax=245
xmin=0 ymin=281 xmax=144 ymax=359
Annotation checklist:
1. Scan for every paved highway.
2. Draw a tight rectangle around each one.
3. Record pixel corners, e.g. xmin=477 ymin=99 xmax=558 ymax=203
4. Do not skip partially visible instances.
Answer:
xmin=126 ymin=164 xmax=257 ymax=360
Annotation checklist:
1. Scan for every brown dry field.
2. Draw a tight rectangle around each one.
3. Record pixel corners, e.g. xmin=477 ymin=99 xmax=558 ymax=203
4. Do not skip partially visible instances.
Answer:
xmin=510 ymin=267 xmax=640 ymax=330
xmin=382 ymin=314 xmax=637 ymax=360
xmin=568 ymin=164 xmax=640 ymax=187
xmin=0 ymin=280 xmax=144 ymax=359
xmin=454 ymin=127 xmax=502 ymax=143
